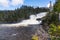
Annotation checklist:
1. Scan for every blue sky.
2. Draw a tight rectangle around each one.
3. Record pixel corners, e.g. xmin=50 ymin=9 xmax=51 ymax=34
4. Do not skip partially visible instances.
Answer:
xmin=0 ymin=0 xmax=55 ymax=10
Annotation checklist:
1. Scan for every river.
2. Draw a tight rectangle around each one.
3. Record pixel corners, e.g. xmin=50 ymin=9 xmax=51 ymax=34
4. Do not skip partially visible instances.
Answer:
xmin=0 ymin=12 xmax=48 ymax=40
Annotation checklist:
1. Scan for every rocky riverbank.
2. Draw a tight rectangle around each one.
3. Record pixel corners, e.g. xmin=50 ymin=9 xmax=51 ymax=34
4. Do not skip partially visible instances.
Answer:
xmin=0 ymin=24 xmax=49 ymax=40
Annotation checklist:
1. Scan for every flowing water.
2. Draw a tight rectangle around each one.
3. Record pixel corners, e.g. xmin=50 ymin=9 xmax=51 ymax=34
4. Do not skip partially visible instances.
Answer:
xmin=0 ymin=12 xmax=47 ymax=40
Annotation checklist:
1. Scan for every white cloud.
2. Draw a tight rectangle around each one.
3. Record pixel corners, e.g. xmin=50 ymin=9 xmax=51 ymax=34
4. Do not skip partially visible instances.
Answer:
xmin=11 ymin=0 xmax=24 ymax=6
xmin=0 ymin=0 xmax=9 ymax=7
xmin=47 ymin=3 xmax=50 ymax=8
xmin=47 ymin=3 xmax=53 ymax=8
xmin=0 ymin=0 xmax=24 ymax=7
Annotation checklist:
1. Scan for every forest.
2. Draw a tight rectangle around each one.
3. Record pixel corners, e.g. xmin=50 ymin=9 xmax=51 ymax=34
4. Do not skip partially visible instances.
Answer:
xmin=0 ymin=5 xmax=49 ymax=23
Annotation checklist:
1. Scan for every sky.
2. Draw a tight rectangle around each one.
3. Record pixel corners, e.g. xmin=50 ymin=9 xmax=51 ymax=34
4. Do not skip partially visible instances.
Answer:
xmin=0 ymin=0 xmax=55 ymax=10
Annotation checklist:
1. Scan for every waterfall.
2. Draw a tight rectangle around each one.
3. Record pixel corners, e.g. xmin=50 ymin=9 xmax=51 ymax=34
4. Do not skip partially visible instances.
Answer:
xmin=0 ymin=12 xmax=47 ymax=27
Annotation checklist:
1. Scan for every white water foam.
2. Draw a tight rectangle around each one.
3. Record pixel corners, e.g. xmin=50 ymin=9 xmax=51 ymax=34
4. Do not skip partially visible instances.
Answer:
xmin=0 ymin=12 xmax=47 ymax=27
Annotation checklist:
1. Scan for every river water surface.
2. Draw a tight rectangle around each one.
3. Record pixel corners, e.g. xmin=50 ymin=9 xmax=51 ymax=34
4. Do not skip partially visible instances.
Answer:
xmin=0 ymin=12 xmax=47 ymax=40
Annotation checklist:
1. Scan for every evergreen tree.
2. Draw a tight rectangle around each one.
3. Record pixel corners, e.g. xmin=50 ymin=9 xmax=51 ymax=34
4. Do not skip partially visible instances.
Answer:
xmin=54 ymin=0 xmax=60 ymax=13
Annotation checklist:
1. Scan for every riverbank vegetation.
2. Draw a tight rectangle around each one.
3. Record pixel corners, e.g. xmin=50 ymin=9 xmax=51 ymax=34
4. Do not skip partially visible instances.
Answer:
xmin=42 ymin=0 xmax=60 ymax=40
xmin=0 ymin=6 xmax=49 ymax=23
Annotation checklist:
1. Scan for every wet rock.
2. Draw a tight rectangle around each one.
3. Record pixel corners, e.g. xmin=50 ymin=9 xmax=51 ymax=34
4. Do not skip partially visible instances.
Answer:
xmin=0 ymin=25 xmax=49 ymax=40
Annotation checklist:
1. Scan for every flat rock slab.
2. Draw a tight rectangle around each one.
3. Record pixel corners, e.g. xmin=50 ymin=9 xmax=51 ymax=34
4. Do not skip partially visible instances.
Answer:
xmin=0 ymin=25 xmax=37 ymax=40
xmin=0 ymin=25 xmax=49 ymax=40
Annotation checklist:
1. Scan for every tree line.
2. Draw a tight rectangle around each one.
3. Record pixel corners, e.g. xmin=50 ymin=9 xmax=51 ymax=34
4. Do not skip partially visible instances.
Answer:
xmin=0 ymin=5 xmax=49 ymax=23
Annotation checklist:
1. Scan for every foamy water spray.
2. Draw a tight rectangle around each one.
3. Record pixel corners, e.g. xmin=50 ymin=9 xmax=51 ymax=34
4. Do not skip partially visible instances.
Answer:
xmin=0 ymin=12 xmax=47 ymax=27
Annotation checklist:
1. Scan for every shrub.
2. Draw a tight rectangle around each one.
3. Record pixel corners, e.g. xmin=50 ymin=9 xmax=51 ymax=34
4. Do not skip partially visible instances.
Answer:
xmin=32 ymin=35 xmax=38 ymax=40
